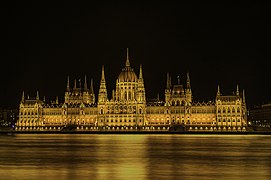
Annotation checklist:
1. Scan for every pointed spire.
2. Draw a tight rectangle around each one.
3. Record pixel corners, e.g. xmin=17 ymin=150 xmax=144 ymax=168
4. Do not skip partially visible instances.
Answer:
xmin=166 ymin=72 xmax=171 ymax=89
xmin=74 ymin=79 xmax=77 ymax=89
xmin=66 ymin=75 xmax=70 ymax=91
xmin=139 ymin=64 xmax=143 ymax=79
xmin=36 ymin=91 xmax=39 ymax=100
xmin=177 ymin=75 xmax=180 ymax=85
xmin=125 ymin=48 xmax=130 ymax=67
xmin=84 ymin=75 xmax=88 ymax=91
xmin=217 ymin=85 xmax=220 ymax=96
xmin=236 ymin=84 xmax=239 ymax=96
xmin=78 ymin=78 xmax=81 ymax=89
xmin=21 ymin=91 xmax=25 ymax=102
xmin=98 ymin=65 xmax=108 ymax=102
xmin=90 ymin=78 xmax=94 ymax=94
xmin=186 ymin=72 xmax=191 ymax=89
xmin=101 ymin=65 xmax=105 ymax=80
xmin=43 ymin=96 xmax=46 ymax=102
xmin=112 ymin=89 xmax=115 ymax=100
xmin=242 ymin=89 xmax=246 ymax=104
xmin=157 ymin=93 xmax=160 ymax=101
xmin=169 ymin=75 xmax=172 ymax=87
xmin=56 ymin=96 xmax=59 ymax=104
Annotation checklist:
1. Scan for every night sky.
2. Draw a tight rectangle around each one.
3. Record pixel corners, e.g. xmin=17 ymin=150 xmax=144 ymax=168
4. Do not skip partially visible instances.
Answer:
xmin=1 ymin=1 xmax=270 ymax=109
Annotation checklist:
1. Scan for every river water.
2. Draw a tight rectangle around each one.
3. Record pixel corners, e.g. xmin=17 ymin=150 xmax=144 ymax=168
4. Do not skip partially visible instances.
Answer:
xmin=0 ymin=134 xmax=270 ymax=180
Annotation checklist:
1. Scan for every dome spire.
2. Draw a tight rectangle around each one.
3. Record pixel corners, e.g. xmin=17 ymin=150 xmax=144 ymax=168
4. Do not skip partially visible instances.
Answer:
xmin=126 ymin=48 xmax=130 ymax=67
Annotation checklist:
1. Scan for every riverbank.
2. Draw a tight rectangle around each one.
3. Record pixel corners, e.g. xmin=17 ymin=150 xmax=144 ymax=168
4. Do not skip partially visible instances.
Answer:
xmin=1 ymin=130 xmax=271 ymax=135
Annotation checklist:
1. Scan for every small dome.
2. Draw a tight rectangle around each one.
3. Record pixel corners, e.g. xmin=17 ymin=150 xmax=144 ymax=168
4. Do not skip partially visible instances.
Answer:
xmin=118 ymin=67 xmax=138 ymax=82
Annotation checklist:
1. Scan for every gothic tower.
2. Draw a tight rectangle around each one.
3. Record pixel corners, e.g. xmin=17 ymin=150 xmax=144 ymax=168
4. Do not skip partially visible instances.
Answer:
xmin=165 ymin=72 xmax=171 ymax=104
xmin=82 ymin=75 xmax=95 ymax=104
xmin=98 ymin=65 xmax=108 ymax=103
xmin=185 ymin=72 xmax=192 ymax=103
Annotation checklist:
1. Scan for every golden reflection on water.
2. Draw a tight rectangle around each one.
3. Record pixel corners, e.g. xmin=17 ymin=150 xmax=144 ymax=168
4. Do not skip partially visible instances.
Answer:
xmin=95 ymin=135 xmax=147 ymax=179
xmin=0 ymin=134 xmax=271 ymax=180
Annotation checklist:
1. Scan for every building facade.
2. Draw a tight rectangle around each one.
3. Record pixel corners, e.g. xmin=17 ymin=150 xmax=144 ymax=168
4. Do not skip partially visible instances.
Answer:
xmin=249 ymin=103 xmax=271 ymax=129
xmin=16 ymin=50 xmax=248 ymax=132
xmin=0 ymin=108 xmax=18 ymax=128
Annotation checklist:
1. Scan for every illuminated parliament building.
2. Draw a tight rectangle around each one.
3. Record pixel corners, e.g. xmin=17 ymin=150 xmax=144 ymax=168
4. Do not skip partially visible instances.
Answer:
xmin=16 ymin=49 xmax=248 ymax=132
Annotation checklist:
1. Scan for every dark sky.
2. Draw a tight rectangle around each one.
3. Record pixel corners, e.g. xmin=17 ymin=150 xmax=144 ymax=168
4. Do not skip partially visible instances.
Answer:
xmin=0 ymin=1 xmax=270 ymax=109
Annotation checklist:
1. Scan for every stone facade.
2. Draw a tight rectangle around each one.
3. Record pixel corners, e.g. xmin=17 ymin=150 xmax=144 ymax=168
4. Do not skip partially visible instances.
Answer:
xmin=16 ymin=49 xmax=248 ymax=132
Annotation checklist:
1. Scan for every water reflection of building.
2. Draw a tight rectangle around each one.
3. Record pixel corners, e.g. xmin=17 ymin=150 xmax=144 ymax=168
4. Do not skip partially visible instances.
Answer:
xmin=249 ymin=103 xmax=271 ymax=129
xmin=16 ymin=49 xmax=248 ymax=132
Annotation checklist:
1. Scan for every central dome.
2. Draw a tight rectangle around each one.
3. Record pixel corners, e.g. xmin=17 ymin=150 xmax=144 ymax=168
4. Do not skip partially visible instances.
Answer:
xmin=118 ymin=67 xmax=138 ymax=82
xmin=117 ymin=48 xmax=138 ymax=82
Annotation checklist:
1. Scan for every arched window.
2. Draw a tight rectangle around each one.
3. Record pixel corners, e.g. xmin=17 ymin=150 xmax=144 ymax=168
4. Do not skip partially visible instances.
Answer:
xmin=223 ymin=107 xmax=226 ymax=113
xmin=172 ymin=101 xmax=175 ymax=106
xmin=125 ymin=91 xmax=128 ymax=100
xmin=232 ymin=107 xmax=235 ymax=113
xmin=237 ymin=107 xmax=240 ymax=113
xmin=176 ymin=100 xmax=180 ymax=106
xmin=100 ymin=109 xmax=103 ymax=114
xmin=227 ymin=108 xmax=230 ymax=113
xmin=128 ymin=91 xmax=132 ymax=100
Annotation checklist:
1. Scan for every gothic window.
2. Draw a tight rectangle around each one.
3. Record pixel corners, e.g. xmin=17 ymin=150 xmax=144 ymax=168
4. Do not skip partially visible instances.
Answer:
xmin=176 ymin=100 xmax=180 ymax=106
xmin=227 ymin=108 xmax=230 ymax=113
xmin=172 ymin=101 xmax=175 ymax=106
xmin=139 ymin=109 xmax=142 ymax=114
xmin=237 ymin=107 xmax=240 ymax=113
xmin=128 ymin=92 xmax=132 ymax=100
xmin=232 ymin=107 xmax=235 ymax=113
xmin=100 ymin=109 xmax=103 ymax=114
xmin=223 ymin=108 xmax=226 ymax=113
